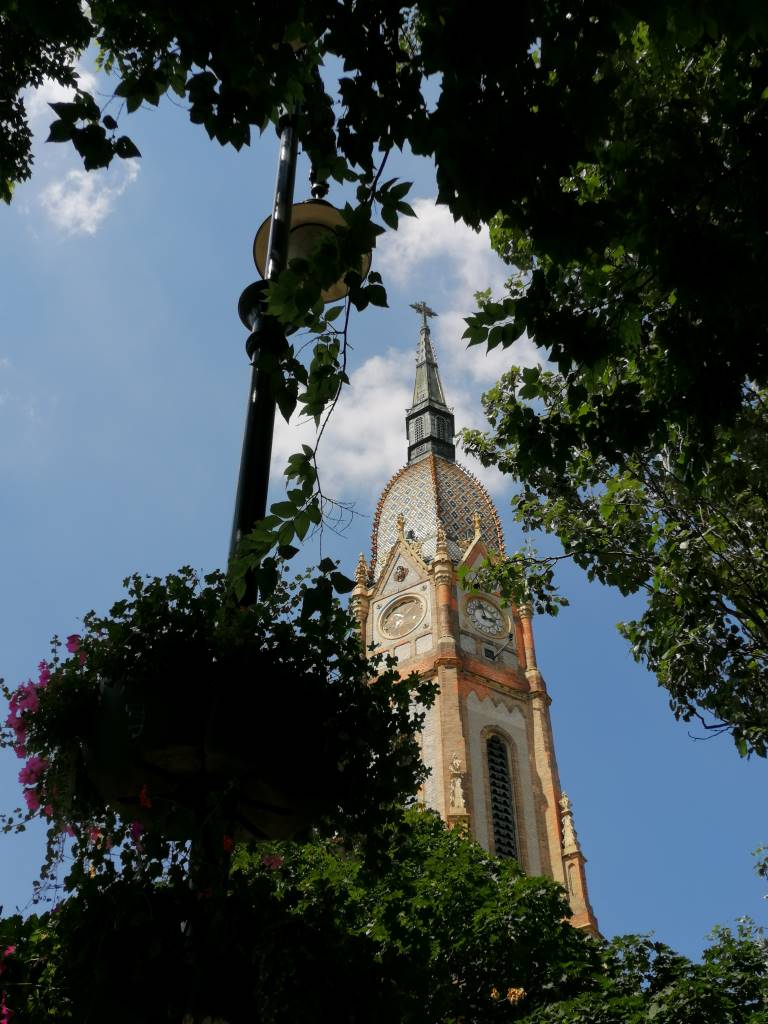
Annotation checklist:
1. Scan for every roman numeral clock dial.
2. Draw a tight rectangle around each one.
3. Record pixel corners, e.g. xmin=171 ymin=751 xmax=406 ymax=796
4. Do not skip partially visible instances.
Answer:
xmin=467 ymin=598 xmax=504 ymax=637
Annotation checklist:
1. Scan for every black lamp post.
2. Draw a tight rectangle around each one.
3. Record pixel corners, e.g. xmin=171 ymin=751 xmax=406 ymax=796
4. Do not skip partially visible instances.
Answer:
xmin=229 ymin=112 xmax=300 ymax=561
xmin=229 ymin=116 xmax=371 ymax=565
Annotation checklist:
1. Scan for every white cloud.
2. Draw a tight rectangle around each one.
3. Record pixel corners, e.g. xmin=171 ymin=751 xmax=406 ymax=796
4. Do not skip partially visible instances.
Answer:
xmin=39 ymin=159 xmax=139 ymax=235
xmin=271 ymin=343 xmax=509 ymax=501
xmin=272 ymin=348 xmax=413 ymax=499
xmin=376 ymin=197 xmax=544 ymax=385
xmin=25 ymin=67 xmax=98 ymax=125
xmin=377 ymin=198 xmax=507 ymax=299
xmin=436 ymin=308 xmax=540 ymax=388
xmin=22 ymin=60 xmax=140 ymax=236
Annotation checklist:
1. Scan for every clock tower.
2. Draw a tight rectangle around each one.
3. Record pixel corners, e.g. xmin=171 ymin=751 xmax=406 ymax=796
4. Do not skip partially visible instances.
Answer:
xmin=350 ymin=304 xmax=598 ymax=932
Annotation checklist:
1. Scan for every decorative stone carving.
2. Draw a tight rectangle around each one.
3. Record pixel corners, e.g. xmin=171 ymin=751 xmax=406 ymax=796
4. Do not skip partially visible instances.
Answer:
xmin=354 ymin=552 xmax=368 ymax=586
xmin=560 ymin=792 xmax=579 ymax=851
xmin=436 ymin=522 xmax=448 ymax=558
xmin=394 ymin=565 xmax=408 ymax=582
xmin=449 ymin=752 xmax=467 ymax=811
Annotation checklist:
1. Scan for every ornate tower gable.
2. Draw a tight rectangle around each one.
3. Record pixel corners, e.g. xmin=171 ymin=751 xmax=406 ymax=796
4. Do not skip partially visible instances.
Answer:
xmin=456 ymin=532 xmax=528 ymax=673
xmin=458 ymin=524 xmax=493 ymax=572
xmin=371 ymin=530 xmax=430 ymax=601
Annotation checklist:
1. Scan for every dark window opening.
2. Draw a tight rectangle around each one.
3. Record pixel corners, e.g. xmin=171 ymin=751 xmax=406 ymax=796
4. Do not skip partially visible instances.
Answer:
xmin=487 ymin=735 xmax=519 ymax=860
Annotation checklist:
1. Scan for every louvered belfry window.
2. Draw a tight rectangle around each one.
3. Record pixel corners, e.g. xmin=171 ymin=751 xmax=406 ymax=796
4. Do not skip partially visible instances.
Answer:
xmin=487 ymin=735 xmax=519 ymax=860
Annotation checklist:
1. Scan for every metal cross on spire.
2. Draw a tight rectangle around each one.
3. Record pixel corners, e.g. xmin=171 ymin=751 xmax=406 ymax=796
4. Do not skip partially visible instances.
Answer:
xmin=410 ymin=300 xmax=438 ymax=333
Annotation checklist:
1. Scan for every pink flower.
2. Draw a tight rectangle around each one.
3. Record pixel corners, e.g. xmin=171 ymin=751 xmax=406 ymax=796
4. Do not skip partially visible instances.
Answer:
xmin=18 ymin=756 xmax=47 ymax=786
xmin=23 ymin=789 xmax=40 ymax=812
xmin=88 ymin=827 xmax=101 ymax=844
xmin=65 ymin=634 xmax=81 ymax=654
xmin=1 ymin=949 xmax=14 ymax=960
xmin=261 ymin=854 xmax=284 ymax=870
xmin=9 ymin=681 xmax=39 ymax=717
xmin=0 ymin=989 xmax=11 ymax=1024
xmin=42 ymin=805 xmax=52 ymax=818
xmin=37 ymin=662 xmax=51 ymax=688
xmin=130 ymin=820 xmax=144 ymax=843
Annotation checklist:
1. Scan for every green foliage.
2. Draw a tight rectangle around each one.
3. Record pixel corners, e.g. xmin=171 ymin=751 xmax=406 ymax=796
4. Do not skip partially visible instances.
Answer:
xmin=0 ymin=809 xmax=602 ymax=1023
xmin=458 ymin=552 xmax=569 ymax=618
xmin=0 ymin=564 xmax=435 ymax=884
xmin=519 ymin=923 xmax=768 ymax=1024
xmin=464 ymin=375 xmax=768 ymax=756
xmin=457 ymin=23 xmax=768 ymax=758
xmin=467 ymin=21 xmax=768 ymax=459
xmin=2 ymin=810 xmax=767 ymax=1023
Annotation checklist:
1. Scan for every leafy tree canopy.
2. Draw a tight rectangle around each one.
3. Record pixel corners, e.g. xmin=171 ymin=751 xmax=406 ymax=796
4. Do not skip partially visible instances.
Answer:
xmin=3 ymin=0 xmax=768 ymax=455
xmin=1 ymin=809 xmax=766 ymax=1023
xmin=464 ymin=376 xmax=768 ymax=757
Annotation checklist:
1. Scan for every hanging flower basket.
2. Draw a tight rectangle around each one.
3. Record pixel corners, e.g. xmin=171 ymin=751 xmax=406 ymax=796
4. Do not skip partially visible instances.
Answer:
xmin=83 ymin=657 xmax=341 ymax=840
xmin=3 ymin=565 xmax=435 ymax=847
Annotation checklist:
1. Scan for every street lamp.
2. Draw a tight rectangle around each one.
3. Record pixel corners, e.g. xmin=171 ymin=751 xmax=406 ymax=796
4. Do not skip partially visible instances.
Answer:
xmin=229 ymin=115 xmax=370 ymax=566
xmin=253 ymin=197 xmax=371 ymax=303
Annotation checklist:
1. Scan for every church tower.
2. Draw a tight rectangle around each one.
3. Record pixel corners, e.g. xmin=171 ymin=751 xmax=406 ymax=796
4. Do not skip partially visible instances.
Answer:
xmin=350 ymin=304 xmax=598 ymax=932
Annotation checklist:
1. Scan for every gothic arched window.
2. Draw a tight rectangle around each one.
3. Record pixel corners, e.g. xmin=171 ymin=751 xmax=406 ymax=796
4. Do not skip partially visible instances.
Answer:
xmin=486 ymin=734 xmax=519 ymax=860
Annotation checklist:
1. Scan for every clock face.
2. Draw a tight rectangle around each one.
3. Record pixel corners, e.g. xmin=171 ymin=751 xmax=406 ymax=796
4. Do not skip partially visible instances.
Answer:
xmin=467 ymin=598 xmax=505 ymax=637
xmin=381 ymin=596 xmax=425 ymax=639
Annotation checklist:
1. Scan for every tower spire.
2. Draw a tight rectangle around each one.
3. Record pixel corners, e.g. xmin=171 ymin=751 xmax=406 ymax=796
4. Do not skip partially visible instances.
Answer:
xmin=405 ymin=301 xmax=455 ymax=463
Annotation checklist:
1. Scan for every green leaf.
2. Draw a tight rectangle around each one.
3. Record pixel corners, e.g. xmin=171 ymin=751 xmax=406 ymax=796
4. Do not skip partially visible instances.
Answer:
xmin=115 ymin=136 xmax=141 ymax=159
xmin=380 ymin=206 xmax=398 ymax=230
xmin=48 ymin=101 xmax=80 ymax=122
xmin=270 ymin=501 xmax=296 ymax=518
xmin=294 ymin=511 xmax=311 ymax=540
xmin=278 ymin=521 xmax=295 ymax=546
xmin=389 ymin=180 xmax=413 ymax=200
xmin=46 ymin=120 xmax=74 ymax=143
xmin=367 ymin=284 xmax=388 ymax=307
xmin=330 ymin=571 xmax=355 ymax=594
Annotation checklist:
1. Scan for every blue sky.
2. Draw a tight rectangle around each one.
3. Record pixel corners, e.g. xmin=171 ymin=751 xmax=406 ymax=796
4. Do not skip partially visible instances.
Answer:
xmin=1 ymin=61 xmax=766 ymax=956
